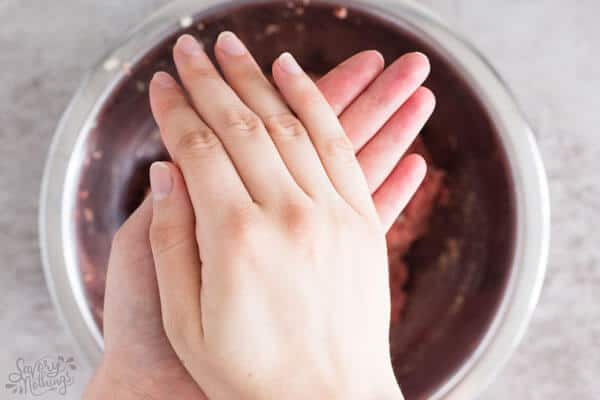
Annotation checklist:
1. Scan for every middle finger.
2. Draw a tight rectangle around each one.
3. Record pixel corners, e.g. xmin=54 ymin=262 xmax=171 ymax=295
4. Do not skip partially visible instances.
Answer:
xmin=173 ymin=34 xmax=298 ymax=205
xmin=213 ymin=31 xmax=334 ymax=199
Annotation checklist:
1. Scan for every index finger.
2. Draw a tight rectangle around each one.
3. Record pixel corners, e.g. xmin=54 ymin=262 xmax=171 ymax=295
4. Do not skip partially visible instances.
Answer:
xmin=149 ymin=71 xmax=253 ymax=225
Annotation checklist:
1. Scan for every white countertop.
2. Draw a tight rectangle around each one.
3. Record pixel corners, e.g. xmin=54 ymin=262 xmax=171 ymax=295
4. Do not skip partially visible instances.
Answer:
xmin=1 ymin=1 xmax=598 ymax=398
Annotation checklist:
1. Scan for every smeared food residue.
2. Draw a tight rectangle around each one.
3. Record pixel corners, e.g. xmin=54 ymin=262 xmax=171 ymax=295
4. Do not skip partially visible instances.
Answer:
xmin=102 ymin=57 xmax=120 ymax=72
xmin=265 ymin=24 xmax=281 ymax=36
xmin=179 ymin=15 xmax=193 ymax=29
xmin=333 ymin=6 xmax=348 ymax=19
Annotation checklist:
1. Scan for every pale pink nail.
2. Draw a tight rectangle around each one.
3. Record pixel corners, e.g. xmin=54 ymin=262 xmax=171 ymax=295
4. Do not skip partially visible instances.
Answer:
xmin=150 ymin=162 xmax=173 ymax=201
xmin=177 ymin=34 xmax=203 ymax=56
xmin=216 ymin=31 xmax=246 ymax=56
xmin=152 ymin=71 xmax=176 ymax=88
xmin=278 ymin=52 xmax=303 ymax=75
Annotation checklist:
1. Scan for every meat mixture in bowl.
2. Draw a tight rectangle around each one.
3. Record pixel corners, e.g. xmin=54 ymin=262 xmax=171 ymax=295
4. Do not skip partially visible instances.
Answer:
xmin=386 ymin=138 xmax=446 ymax=323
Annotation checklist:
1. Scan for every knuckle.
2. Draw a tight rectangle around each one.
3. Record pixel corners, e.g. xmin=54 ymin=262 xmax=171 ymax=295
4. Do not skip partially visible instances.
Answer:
xmin=189 ymin=64 xmax=217 ymax=81
xmin=175 ymin=126 xmax=221 ymax=159
xmin=264 ymin=113 xmax=306 ymax=139
xmin=331 ymin=207 xmax=356 ymax=231
xmin=324 ymin=134 xmax=355 ymax=162
xmin=221 ymin=205 xmax=257 ymax=244
xmin=156 ymin=94 xmax=183 ymax=113
xmin=297 ymin=87 xmax=320 ymax=109
xmin=110 ymin=219 xmax=140 ymax=253
xmin=222 ymin=109 xmax=264 ymax=137
xmin=109 ymin=219 xmax=155 ymax=266
xmin=149 ymin=219 xmax=195 ymax=256
xmin=281 ymin=200 xmax=316 ymax=238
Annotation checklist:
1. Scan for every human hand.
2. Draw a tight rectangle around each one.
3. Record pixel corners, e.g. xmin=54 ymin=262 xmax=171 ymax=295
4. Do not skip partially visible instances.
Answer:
xmin=84 ymin=31 xmax=433 ymax=399
xmin=144 ymin=32 xmax=433 ymax=399
xmin=82 ymin=198 xmax=208 ymax=399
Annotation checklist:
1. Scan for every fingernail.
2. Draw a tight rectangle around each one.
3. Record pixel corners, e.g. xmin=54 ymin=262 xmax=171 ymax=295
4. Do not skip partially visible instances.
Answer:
xmin=411 ymin=51 xmax=429 ymax=61
xmin=152 ymin=71 xmax=176 ymax=88
xmin=150 ymin=162 xmax=173 ymax=201
xmin=278 ymin=52 xmax=303 ymax=75
xmin=177 ymin=34 xmax=203 ymax=56
xmin=216 ymin=31 xmax=246 ymax=56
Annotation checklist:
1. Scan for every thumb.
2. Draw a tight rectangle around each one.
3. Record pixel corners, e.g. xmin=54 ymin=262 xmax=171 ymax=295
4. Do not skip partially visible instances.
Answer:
xmin=149 ymin=161 xmax=204 ymax=351
xmin=104 ymin=196 xmax=158 ymax=346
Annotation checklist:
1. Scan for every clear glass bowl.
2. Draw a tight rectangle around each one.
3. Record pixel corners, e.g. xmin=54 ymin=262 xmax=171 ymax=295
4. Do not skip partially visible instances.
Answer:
xmin=40 ymin=1 xmax=549 ymax=398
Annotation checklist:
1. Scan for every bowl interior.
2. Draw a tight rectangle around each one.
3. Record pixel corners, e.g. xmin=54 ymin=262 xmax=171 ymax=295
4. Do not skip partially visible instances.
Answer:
xmin=72 ymin=1 xmax=516 ymax=398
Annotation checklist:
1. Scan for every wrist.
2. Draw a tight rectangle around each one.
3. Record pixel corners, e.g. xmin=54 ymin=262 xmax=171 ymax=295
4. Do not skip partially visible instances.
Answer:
xmin=83 ymin=358 xmax=153 ymax=400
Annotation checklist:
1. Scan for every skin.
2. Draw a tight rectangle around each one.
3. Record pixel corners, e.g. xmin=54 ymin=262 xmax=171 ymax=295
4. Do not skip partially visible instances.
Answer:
xmin=84 ymin=31 xmax=434 ymax=400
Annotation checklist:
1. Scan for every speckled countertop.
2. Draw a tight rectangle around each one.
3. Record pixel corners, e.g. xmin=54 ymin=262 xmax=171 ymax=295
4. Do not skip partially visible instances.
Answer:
xmin=1 ymin=1 xmax=598 ymax=399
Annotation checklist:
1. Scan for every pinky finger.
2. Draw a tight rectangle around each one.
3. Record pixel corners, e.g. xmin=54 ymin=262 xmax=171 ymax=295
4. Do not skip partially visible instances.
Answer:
xmin=372 ymin=154 xmax=427 ymax=231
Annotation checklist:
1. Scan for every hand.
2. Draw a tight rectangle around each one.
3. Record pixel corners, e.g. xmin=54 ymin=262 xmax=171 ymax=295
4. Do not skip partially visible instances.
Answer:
xmin=144 ymin=32 xmax=432 ymax=399
xmin=83 ymin=198 xmax=208 ymax=399
xmin=85 ymin=32 xmax=433 ymax=399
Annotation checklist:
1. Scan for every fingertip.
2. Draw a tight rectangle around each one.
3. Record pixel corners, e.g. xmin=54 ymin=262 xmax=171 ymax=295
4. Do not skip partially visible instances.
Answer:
xmin=340 ymin=50 xmax=385 ymax=78
xmin=373 ymin=153 xmax=428 ymax=229
xmin=409 ymin=51 xmax=431 ymax=72
xmin=393 ymin=51 xmax=431 ymax=81
xmin=403 ymin=153 xmax=427 ymax=183
xmin=414 ymin=86 xmax=436 ymax=114
xmin=174 ymin=34 xmax=204 ymax=56
xmin=361 ymin=49 xmax=385 ymax=71
xmin=316 ymin=50 xmax=384 ymax=115
xmin=271 ymin=53 xmax=299 ymax=89
xmin=149 ymin=71 xmax=180 ymax=102
xmin=411 ymin=51 xmax=429 ymax=61
xmin=149 ymin=71 xmax=181 ymax=123
xmin=151 ymin=71 xmax=177 ymax=88
xmin=277 ymin=52 xmax=304 ymax=75
xmin=150 ymin=162 xmax=174 ymax=201
xmin=418 ymin=85 xmax=436 ymax=101
xmin=215 ymin=30 xmax=247 ymax=57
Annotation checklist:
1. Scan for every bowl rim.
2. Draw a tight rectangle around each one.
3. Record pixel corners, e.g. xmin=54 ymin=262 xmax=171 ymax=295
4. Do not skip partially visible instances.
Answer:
xmin=39 ymin=0 xmax=550 ymax=398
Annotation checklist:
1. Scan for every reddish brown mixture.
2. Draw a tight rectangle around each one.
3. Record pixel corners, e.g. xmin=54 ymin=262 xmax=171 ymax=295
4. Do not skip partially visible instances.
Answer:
xmin=386 ymin=138 xmax=446 ymax=323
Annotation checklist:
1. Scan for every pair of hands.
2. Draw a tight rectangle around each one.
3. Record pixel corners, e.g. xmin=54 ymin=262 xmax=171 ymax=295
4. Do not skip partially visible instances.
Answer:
xmin=84 ymin=31 xmax=434 ymax=399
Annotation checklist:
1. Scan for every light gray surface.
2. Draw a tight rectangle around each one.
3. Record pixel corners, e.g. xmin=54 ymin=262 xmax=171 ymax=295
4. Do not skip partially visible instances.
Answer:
xmin=0 ymin=1 xmax=598 ymax=399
